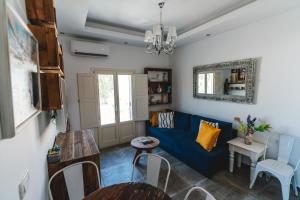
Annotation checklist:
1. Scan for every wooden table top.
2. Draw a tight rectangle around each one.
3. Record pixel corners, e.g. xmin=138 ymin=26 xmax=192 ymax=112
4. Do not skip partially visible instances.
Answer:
xmin=131 ymin=136 xmax=160 ymax=150
xmin=50 ymin=129 xmax=100 ymax=165
xmin=83 ymin=182 xmax=171 ymax=200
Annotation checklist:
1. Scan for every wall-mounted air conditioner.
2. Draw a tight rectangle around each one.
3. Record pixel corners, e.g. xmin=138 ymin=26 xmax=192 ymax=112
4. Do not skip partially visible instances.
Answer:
xmin=70 ymin=40 xmax=110 ymax=57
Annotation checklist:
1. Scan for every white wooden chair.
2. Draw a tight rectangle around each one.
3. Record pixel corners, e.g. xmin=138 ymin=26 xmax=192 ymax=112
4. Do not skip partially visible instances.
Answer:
xmin=184 ymin=186 xmax=216 ymax=200
xmin=131 ymin=153 xmax=170 ymax=192
xmin=48 ymin=161 xmax=101 ymax=200
xmin=250 ymin=134 xmax=300 ymax=200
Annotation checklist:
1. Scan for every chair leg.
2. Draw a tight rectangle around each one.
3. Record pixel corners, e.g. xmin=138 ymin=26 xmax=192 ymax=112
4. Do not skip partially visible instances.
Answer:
xmin=249 ymin=168 xmax=260 ymax=189
xmin=293 ymin=176 xmax=298 ymax=196
xmin=280 ymin=183 xmax=290 ymax=200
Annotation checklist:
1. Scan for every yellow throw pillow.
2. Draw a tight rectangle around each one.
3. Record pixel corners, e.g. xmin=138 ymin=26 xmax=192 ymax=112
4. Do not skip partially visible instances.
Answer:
xmin=196 ymin=121 xmax=221 ymax=152
xmin=150 ymin=112 xmax=159 ymax=127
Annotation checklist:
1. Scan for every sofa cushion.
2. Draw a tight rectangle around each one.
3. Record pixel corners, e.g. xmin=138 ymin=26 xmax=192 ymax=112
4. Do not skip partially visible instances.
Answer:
xmin=180 ymin=137 xmax=225 ymax=160
xmin=147 ymin=127 xmax=189 ymax=147
xmin=196 ymin=121 xmax=221 ymax=152
xmin=191 ymin=115 xmax=233 ymax=146
xmin=174 ymin=111 xmax=191 ymax=131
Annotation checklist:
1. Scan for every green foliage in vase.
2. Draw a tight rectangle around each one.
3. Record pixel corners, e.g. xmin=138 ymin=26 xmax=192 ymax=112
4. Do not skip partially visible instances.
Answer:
xmin=255 ymin=123 xmax=272 ymax=132
xmin=234 ymin=115 xmax=271 ymax=135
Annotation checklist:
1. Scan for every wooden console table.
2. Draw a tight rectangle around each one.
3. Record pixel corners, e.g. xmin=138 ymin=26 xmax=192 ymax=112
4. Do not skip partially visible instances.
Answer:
xmin=48 ymin=129 xmax=100 ymax=200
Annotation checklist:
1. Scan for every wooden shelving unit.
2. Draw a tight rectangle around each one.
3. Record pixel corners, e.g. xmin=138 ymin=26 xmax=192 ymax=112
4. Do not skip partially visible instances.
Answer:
xmin=144 ymin=68 xmax=172 ymax=106
xmin=26 ymin=0 xmax=64 ymax=110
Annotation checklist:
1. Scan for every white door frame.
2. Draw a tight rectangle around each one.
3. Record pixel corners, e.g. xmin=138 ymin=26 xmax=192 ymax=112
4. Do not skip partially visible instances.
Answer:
xmin=95 ymin=69 xmax=136 ymax=148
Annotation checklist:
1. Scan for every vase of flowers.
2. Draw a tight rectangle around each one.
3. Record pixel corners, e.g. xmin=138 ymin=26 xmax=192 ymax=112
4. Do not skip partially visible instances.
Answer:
xmin=234 ymin=115 xmax=271 ymax=145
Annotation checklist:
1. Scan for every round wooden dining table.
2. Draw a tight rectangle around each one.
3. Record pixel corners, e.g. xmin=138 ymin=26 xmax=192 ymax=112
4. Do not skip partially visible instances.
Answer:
xmin=83 ymin=182 xmax=171 ymax=200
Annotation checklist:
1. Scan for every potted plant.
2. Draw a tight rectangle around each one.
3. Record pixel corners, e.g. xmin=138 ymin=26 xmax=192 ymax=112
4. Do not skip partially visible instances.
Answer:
xmin=234 ymin=115 xmax=271 ymax=145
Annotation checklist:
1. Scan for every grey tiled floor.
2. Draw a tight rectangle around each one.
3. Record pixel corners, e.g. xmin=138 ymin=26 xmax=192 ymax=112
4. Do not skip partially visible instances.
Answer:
xmin=100 ymin=144 xmax=299 ymax=200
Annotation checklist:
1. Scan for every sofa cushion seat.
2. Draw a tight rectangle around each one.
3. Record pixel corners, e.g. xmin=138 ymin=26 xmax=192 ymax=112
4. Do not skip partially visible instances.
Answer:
xmin=147 ymin=127 xmax=190 ymax=154
xmin=177 ymin=137 xmax=228 ymax=176
xmin=179 ymin=137 xmax=225 ymax=160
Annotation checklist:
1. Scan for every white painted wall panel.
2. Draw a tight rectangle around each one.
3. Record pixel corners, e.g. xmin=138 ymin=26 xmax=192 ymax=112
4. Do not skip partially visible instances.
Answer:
xmin=59 ymin=35 xmax=169 ymax=135
xmin=170 ymin=7 xmax=300 ymax=186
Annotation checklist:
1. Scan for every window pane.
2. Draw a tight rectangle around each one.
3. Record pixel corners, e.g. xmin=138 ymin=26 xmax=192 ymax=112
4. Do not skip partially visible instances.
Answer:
xmin=98 ymin=74 xmax=115 ymax=125
xmin=207 ymin=73 xmax=214 ymax=94
xmin=118 ymin=75 xmax=132 ymax=122
xmin=197 ymin=74 xmax=205 ymax=93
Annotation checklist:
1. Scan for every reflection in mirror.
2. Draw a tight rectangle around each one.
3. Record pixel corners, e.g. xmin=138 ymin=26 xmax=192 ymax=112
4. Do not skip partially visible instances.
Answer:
xmin=193 ymin=58 xmax=258 ymax=104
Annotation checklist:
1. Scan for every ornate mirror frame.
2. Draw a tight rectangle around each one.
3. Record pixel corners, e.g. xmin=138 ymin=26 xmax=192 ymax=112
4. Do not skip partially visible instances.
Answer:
xmin=193 ymin=58 xmax=258 ymax=104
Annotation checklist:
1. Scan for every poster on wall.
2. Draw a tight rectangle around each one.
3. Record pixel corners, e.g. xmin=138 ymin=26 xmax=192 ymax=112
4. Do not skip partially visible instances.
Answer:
xmin=0 ymin=3 xmax=41 ymax=139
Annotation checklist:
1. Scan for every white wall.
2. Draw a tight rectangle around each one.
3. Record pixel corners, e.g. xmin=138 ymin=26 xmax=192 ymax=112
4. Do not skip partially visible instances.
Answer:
xmin=170 ymin=8 xmax=300 ymax=183
xmin=0 ymin=1 xmax=58 ymax=200
xmin=59 ymin=35 xmax=169 ymax=134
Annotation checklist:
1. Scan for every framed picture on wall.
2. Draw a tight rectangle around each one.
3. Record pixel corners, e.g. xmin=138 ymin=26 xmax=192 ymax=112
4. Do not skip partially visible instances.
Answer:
xmin=0 ymin=2 xmax=41 ymax=139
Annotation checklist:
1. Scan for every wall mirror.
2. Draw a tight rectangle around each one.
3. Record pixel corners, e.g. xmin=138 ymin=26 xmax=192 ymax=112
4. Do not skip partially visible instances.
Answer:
xmin=193 ymin=58 xmax=258 ymax=104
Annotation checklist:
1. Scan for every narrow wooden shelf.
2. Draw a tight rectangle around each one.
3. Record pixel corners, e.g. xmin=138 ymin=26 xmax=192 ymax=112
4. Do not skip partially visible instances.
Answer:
xmin=149 ymin=102 xmax=171 ymax=106
xmin=145 ymin=68 xmax=172 ymax=106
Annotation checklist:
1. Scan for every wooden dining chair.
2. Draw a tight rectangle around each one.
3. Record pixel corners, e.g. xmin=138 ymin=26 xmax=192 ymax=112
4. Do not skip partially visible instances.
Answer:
xmin=184 ymin=186 xmax=216 ymax=200
xmin=131 ymin=153 xmax=171 ymax=192
xmin=48 ymin=161 xmax=101 ymax=200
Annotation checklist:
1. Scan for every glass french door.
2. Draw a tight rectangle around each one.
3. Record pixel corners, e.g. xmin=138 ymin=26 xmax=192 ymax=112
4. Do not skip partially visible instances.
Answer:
xmin=97 ymin=71 xmax=135 ymax=148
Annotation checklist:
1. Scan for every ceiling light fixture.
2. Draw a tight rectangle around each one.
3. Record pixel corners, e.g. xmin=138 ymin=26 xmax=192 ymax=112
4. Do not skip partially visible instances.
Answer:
xmin=144 ymin=0 xmax=177 ymax=55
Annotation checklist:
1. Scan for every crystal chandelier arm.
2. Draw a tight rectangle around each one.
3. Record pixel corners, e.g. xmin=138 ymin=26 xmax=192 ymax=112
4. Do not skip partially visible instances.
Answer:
xmin=144 ymin=30 xmax=153 ymax=42
xmin=144 ymin=0 xmax=176 ymax=55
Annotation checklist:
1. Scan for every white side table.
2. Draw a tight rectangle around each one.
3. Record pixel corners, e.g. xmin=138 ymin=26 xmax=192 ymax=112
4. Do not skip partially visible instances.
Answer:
xmin=227 ymin=137 xmax=266 ymax=186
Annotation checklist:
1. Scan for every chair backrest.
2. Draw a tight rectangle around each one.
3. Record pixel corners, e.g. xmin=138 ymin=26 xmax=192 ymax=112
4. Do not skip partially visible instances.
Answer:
xmin=131 ymin=153 xmax=170 ymax=192
xmin=278 ymin=134 xmax=295 ymax=163
xmin=184 ymin=186 xmax=216 ymax=200
xmin=48 ymin=161 xmax=101 ymax=200
xmin=253 ymin=132 xmax=269 ymax=160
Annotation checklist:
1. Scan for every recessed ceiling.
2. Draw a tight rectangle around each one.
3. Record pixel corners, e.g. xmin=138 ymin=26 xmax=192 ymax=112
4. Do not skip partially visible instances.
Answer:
xmin=87 ymin=0 xmax=254 ymax=34
xmin=56 ymin=0 xmax=300 ymax=47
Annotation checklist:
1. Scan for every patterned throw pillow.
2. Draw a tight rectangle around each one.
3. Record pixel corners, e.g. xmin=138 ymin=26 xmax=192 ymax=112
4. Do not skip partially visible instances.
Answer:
xmin=158 ymin=112 xmax=174 ymax=128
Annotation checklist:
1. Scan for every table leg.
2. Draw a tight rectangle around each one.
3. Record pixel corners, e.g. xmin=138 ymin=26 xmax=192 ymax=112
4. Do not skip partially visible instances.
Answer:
xmin=237 ymin=154 xmax=242 ymax=168
xmin=250 ymin=159 xmax=257 ymax=184
xmin=146 ymin=149 xmax=152 ymax=154
xmin=229 ymin=151 xmax=234 ymax=173
xmin=133 ymin=149 xmax=142 ymax=164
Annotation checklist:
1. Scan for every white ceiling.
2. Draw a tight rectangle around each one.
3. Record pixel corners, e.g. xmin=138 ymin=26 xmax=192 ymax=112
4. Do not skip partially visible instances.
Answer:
xmin=56 ymin=0 xmax=300 ymax=47
xmin=87 ymin=0 xmax=254 ymax=34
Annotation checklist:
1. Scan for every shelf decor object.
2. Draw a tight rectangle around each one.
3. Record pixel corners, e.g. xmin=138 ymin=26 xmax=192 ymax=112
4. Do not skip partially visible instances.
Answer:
xmin=145 ymin=68 xmax=172 ymax=106
xmin=0 ymin=3 xmax=41 ymax=139
xmin=144 ymin=1 xmax=177 ymax=55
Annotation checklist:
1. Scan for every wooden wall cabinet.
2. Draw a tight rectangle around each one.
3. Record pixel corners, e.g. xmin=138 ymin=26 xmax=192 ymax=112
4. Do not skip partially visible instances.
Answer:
xmin=144 ymin=68 xmax=172 ymax=106
xmin=26 ymin=0 xmax=65 ymax=111
xmin=28 ymin=24 xmax=61 ymax=68
xmin=40 ymin=73 xmax=63 ymax=110
xmin=25 ymin=0 xmax=56 ymax=24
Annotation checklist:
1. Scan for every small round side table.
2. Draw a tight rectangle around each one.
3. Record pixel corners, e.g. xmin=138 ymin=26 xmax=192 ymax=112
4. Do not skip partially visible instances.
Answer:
xmin=130 ymin=136 xmax=160 ymax=164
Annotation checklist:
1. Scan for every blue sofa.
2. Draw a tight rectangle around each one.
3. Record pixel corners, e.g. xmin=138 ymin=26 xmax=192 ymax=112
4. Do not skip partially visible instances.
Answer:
xmin=146 ymin=111 xmax=236 ymax=177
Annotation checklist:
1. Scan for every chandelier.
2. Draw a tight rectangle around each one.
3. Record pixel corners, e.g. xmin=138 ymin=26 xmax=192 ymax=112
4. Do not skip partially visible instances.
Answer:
xmin=144 ymin=1 xmax=177 ymax=55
